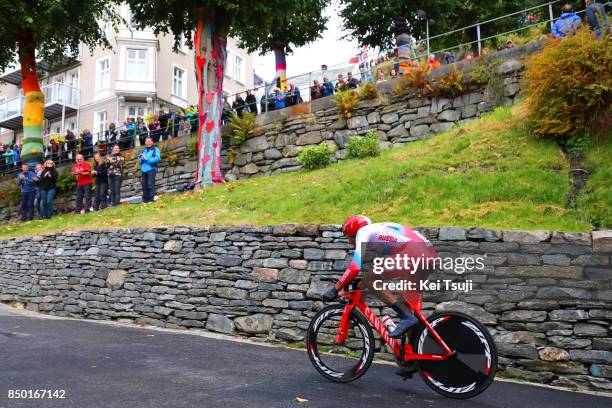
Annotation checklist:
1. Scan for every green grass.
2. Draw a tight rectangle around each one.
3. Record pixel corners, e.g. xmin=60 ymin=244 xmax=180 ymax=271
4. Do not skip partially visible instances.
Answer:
xmin=0 ymin=105 xmax=603 ymax=239
xmin=577 ymin=142 xmax=612 ymax=229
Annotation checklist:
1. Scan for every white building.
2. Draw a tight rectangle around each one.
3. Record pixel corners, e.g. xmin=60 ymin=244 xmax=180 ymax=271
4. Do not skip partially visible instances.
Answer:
xmin=0 ymin=4 xmax=254 ymax=145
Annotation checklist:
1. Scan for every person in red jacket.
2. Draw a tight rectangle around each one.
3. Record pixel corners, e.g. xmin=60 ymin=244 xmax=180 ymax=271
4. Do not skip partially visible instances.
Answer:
xmin=72 ymin=154 xmax=93 ymax=214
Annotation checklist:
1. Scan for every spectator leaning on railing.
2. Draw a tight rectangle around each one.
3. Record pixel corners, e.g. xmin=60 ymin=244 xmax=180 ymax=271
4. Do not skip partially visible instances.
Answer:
xmin=585 ymin=0 xmax=611 ymax=38
xmin=138 ymin=136 xmax=161 ymax=204
xmin=552 ymin=4 xmax=582 ymax=38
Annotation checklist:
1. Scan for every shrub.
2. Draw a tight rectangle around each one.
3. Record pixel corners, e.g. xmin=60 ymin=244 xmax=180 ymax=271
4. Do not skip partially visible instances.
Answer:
xmin=297 ymin=143 xmax=336 ymax=170
xmin=406 ymin=64 xmax=434 ymax=98
xmin=438 ymin=64 xmax=465 ymax=97
xmin=228 ymin=111 xmax=257 ymax=164
xmin=186 ymin=136 xmax=198 ymax=159
xmin=335 ymin=89 xmax=360 ymax=119
xmin=56 ymin=172 xmax=76 ymax=194
xmin=523 ymin=29 xmax=611 ymax=144
xmin=0 ymin=181 xmax=21 ymax=207
xmin=229 ymin=111 xmax=256 ymax=146
xmin=346 ymin=130 xmax=381 ymax=159
xmin=166 ymin=152 xmax=179 ymax=166
xmin=359 ymin=81 xmax=379 ymax=100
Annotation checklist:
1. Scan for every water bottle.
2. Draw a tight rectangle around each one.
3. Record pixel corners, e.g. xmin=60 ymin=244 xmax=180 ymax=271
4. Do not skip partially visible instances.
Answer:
xmin=382 ymin=316 xmax=396 ymax=353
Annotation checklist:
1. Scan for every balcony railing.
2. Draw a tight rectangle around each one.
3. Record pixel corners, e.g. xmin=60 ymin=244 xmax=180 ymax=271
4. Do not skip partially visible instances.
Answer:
xmin=0 ymin=82 xmax=79 ymax=128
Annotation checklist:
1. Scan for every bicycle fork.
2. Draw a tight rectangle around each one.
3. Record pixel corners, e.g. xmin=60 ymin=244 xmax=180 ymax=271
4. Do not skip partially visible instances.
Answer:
xmin=335 ymin=303 xmax=355 ymax=345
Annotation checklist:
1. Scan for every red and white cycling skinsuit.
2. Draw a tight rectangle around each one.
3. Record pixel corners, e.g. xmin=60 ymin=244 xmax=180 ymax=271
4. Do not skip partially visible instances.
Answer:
xmin=337 ymin=222 xmax=436 ymax=288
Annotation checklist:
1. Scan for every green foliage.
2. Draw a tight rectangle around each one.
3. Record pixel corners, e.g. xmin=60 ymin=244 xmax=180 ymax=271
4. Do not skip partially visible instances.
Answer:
xmin=297 ymin=143 xmax=336 ymax=170
xmin=229 ymin=111 xmax=256 ymax=146
xmin=406 ymin=65 xmax=434 ymax=99
xmin=524 ymin=29 xmax=611 ymax=144
xmin=232 ymin=0 xmax=328 ymax=56
xmin=56 ymin=172 xmax=76 ymax=194
xmin=359 ymin=81 xmax=379 ymax=100
xmin=166 ymin=153 xmax=179 ymax=166
xmin=0 ymin=181 xmax=21 ymax=207
xmin=186 ymin=136 xmax=198 ymax=159
xmin=0 ymin=0 xmax=121 ymax=73
xmin=338 ymin=0 xmax=535 ymax=51
xmin=438 ymin=64 xmax=465 ymax=97
xmin=577 ymin=142 xmax=612 ymax=228
xmin=346 ymin=130 xmax=381 ymax=159
xmin=335 ymin=90 xmax=360 ymax=119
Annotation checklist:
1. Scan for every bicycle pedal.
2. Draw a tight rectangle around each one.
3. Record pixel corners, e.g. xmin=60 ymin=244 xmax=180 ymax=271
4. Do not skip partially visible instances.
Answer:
xmin=396 ymin=366 xmax=416 ymax=380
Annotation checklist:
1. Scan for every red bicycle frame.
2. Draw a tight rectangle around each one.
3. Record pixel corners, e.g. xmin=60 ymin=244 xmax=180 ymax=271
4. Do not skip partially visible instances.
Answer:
xmin=335 ymin=289 xmax=454 ymax=364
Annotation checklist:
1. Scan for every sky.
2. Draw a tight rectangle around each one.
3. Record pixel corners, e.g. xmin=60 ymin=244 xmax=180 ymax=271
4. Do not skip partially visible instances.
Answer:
xmin=252 ymin=2 xmax=363 ymax=83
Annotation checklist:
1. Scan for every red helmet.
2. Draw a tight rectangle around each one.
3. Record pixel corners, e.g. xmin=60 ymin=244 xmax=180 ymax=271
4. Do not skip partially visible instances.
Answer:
xmin=342 ymin=215 xmax=371 ymax=238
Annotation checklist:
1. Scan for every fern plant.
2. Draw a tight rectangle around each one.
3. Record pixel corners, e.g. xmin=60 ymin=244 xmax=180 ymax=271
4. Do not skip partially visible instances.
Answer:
xmin=228 ymin=111 xmax=257 ymax=164
xmin=335 ymin=90 xmax=360 ymax=120
xmin=359 ymin=81 xmax=379 ymax=100
xmin=439 ymin=64 xmax=465 ymax=97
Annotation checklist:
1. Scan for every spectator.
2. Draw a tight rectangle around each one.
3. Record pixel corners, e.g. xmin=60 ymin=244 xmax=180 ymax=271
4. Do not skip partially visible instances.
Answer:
xmin=232 ymin=94 xmax=246 ymax=117
xmin=80 ymin=129 xmax=93 ymax=159
xmin=552 ymin=4 xmax=582 ymax=38
xmin=427 ymin=54 xmax=441 ymax=69
xmin=222 ymin=96 xmax=232 ymax=122
xmin=106 ymin=123 xmax=118 ymax=145
xmin=13 ymin=145 xmax=20 ymax=167
xmin=585 ymin=0 xmax=611 ymax=39
xmin=273 ymin=88 xmax=285 ymax=110
xmin=335 ymin=73 xmax=348 ymax=92
xmin=65 ymin=129 xmax=77 ymax=160
xmin=245 ymin=90 xmax=258 ymax=115
xmin=92 ymin=153 xmax=109 ymax=211
xmin=285 ymin=83 xmax=302 ymax=106
xmin=34 ymin=163 xmax=44 ymax=217
xmin=463 ymin=52 xmax=474 ymax=61
xmin=506 ymin=40 xmax=515 ymax=49
xmin=322 ymin=75 xmax=334 ymax=97
xmin=171 ymin=111 xmax=180 ymax=138
xmin=188 ymin=107 xmax=198 ymax=133
xmin=149 ymin=116 xmax=161 ymax=143
xmin=311 ymin=80 xmax=323 ymax=100
xmin=72 ymin=154 xmax=93 ymax=214
xmin=346 ymin=72 xmax=360 ymax=89
xmin=39 ymin=160 xmax=58 ymax=219
xmin=376 ymin=69 xmax=386 ymax=83
xmin=107 ymin=144 xmax=125 ymax=208
xmin=17 ymin=163 xmax=38 ymax=222
xmin=5 ymin=146 xmax=15 ymax=169
xmin=137 ymin=136 xmax=160 ymax=204
xmin=137 ymin=117 xmax=148 ymax=146
xmin=126 ymin=118 xmax=138 ymax=147
xmin=443 ymin=52 xmax=456 ymax=64
xmin=158 ymin=111 xmax=170 ymax=141
xmin=389 ymin=69 xmax=398 ymax=78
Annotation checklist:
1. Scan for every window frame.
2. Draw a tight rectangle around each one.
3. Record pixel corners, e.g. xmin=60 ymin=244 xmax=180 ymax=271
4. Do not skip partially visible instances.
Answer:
xmin=96 ymin=58 xmax=110 ymax=91
xmin=172 ymin=65 xmax=186 ymax=99
xmin=126 ymin=48 xmax=147 ymax=81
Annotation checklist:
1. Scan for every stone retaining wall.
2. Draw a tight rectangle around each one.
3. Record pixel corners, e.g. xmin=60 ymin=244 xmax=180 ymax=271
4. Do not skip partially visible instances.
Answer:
xmin=1 ymin=225 xmax=610 ymax=391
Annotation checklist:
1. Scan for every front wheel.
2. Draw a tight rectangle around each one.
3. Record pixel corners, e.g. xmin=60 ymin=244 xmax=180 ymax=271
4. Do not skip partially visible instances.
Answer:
xmin=413 ymin=311 xmax=497 ymax=399
xmin=306 ymin=304 xmax=375 ymax=383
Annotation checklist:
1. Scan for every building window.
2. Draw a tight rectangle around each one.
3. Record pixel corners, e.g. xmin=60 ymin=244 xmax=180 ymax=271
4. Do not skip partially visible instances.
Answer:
xmin=96 ymin=58 xmax=110 ymax=90
xmin=127 ymin=105 xmax=146 ymax=119
xmin=234 ymin=54 xmax=244 ymax=84
xmin=126 ymin=49 xmax=146 ymax=80
xmin=173 ymin=66 xmax=185 ymax=98
xmin=94 ymin=111 xmax=108 ymax=136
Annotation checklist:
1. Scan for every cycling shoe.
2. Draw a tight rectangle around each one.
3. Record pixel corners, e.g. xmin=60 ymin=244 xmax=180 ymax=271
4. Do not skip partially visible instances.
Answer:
xmin=322 ymin=287 xmax=338 ymax=301
xmin=389 ymin=315 xmax=419 ymax=338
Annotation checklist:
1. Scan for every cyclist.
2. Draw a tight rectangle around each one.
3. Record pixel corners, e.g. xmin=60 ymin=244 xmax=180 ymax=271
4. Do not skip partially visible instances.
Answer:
xmin=323 ymin=215 xmax=437 ymax=340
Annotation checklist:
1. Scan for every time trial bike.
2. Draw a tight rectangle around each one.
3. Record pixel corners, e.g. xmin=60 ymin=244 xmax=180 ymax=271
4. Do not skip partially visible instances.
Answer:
xmin=306 ymin=278 xmax=497 ymax=399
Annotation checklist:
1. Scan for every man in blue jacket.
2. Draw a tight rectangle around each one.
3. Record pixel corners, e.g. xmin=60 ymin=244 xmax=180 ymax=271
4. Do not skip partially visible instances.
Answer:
xmin=552 ymin=4 xmax=582 ymax=38
xmin=137 ymin=136 xmax=161 ymax=203
xmin=17 ymin=163 xmax=39 ymax=221
xmin=585 ymin=0 xmax=610 ymax=38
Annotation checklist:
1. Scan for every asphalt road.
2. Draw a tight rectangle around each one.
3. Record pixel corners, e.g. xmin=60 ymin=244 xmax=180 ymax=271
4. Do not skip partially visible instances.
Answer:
xmin=0 ymin=305 xmax=610 ymax=408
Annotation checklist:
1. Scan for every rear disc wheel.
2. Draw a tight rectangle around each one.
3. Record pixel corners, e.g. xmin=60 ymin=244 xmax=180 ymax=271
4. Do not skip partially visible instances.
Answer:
xmin=413 ymin=311 xmax=497 ymax=399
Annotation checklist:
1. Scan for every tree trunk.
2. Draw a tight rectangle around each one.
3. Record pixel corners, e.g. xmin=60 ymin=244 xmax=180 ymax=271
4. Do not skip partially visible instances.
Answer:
xmin=194 ymin=7 xmax=229 ymax=187
xmin=17 ymin=31 xmax=44 ymax=166
xmin=272 ymin=46 xmax=287 ymax=92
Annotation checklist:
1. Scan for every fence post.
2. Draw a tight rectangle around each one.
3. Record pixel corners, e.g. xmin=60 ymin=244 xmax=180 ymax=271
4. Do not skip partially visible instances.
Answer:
xmin=476 ymin=24 xmax=482 ymax=57
xmin=426 ymin=21 xmax=430 ymax=57
xmin=548 ymin=2 xmax=554 ymax=32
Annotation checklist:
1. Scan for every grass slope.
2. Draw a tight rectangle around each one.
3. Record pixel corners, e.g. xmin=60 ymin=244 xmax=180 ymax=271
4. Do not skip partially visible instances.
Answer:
xmin=0 ymin=105 xmax=603 ymax=239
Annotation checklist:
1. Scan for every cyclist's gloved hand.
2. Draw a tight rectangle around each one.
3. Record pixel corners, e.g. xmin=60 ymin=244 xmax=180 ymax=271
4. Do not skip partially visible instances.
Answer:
xmin=322 ymin=287 xmax=338 ymax=301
